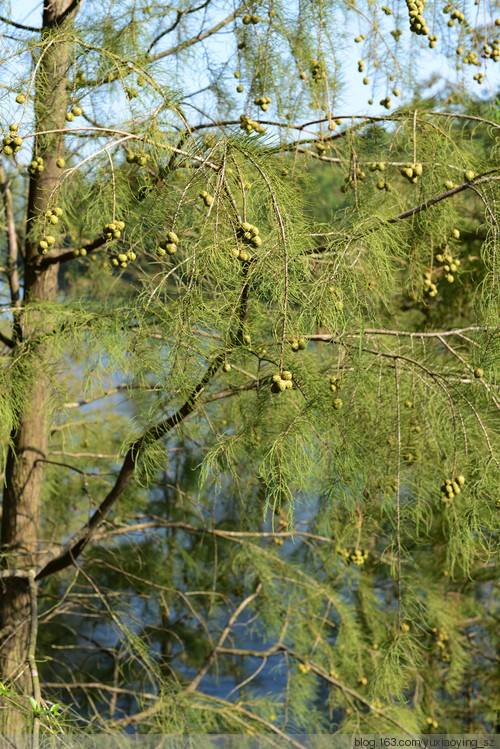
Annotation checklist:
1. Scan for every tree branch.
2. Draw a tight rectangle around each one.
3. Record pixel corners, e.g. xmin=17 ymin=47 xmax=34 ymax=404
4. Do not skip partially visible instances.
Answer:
xmin=63 ymin=383 xmax=161 ymax=409
xmin=94 ymin=519 xmax=334 ymax=545
xmin=280 ymin=645 xmax=419 ymax=738
xmin=0 ymin=331 xmax=14 ymax=349
xmin=386 ymin=179 xmax=481 ymax=224
xmin=146 ymin=0 xmax=212 ymax=56
xmin=149 ymin=8 xmax=241 ymax=61
xmin=185 ymin=582 xmax=262 ymax=693
xmin=38 ymin=236 xmax=106 ymax=269
xmin=0 ymin=15 xmax=40 ymax=32
xmin=35 ymin=352 xmax=226 ymax=580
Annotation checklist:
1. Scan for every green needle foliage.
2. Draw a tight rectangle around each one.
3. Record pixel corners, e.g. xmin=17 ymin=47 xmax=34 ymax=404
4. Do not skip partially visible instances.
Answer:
xmin=0 ymin=0 xmax=499 ymax=738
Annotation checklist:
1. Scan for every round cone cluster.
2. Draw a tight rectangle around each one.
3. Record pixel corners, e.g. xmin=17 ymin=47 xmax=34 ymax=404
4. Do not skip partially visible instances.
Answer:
xmin=485 ymin=39 xmax=500 ymax=63
xmin=351 ymin=549 xmax=367 ymax=565
xmin=199 ymin=190 xmax=213 ymax=207
xmin=66 ymin=104 xmax=82 ymax=122
xmin=38 ymin=234 xmax=55 ymax=255
xmin=103 ymin=220 xmax=125 ymax=241
xmin=463 ymin=50 xmax=479 ymax=65
xmin=254 ymin=95 xmax=271 ymax=111
xmin=112 ymin=250 xmax=136 ymax=268
xmin=339 ymin=548 xmax=368 ymax=565
xmin=45 ymin=206 xmax=63 ymax=225
xmin=237 ymin=221 xmax=262 ymax=253
xmin=440 ymin=474 xmax=465 ymax=505
xmin=406 ymin=0 xmax=429 ymax=36
xmin=329 ymin=376 xmax=342 ymax=392
xmin=2 ymin=124 xmax=22 ymax=156
xmin=126 ymin=151 xmax=150 ymax=166
xmin=435 ymin=244 xmax=461 ymax=284
xmin=29 ymin=156 xmax=44 ymax=176
xmin=239 ymin=114 xmax=265 ymax=134
xmin=327 ymin=286 xmax=344 ymax=311
xmin=431 ymin=627 xmax=450 ymax=661
xmin=341 ymin=167 xmax=365 ymax=192
xmin=235 ymin=248 xmax=252 ymax=262
xmin=157 ymin=230 xmax=179 ymax=256
xmin=310 ymin=58 xmax=326 ymax=83
xmin=271 ymin=371 xmax=293 ymax=393
xmin=400 ymin=162 xmax=423 ymax=183
xmin=443 ymin=5 xmax=467 ymax=26
xmin=423 ymin=271 xmax=437 ymax=297
xmin=290 ymin=337 xmax=306 ymax=352
xmin=242 ymin=13 xmax=259 ymax=24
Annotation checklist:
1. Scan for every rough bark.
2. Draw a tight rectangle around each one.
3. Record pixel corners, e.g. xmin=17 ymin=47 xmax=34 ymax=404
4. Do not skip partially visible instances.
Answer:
xmin=0 ymin=0 xmax=80 ymax=735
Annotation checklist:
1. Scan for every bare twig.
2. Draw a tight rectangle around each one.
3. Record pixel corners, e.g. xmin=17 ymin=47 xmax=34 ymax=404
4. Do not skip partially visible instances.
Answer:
xmin=185 ymin=583 xmax=263 ymax=693
xmin=149 ymin=8 xmax=242 ymax=61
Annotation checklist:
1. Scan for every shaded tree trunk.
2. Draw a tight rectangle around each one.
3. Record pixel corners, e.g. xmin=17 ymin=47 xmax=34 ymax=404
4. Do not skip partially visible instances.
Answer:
xmin=0 ymin=0 xmax=80 ymax=735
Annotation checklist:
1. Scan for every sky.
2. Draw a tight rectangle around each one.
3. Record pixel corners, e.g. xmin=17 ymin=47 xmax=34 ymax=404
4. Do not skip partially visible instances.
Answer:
xmin=5 ymin=0 xmax=500 ymax=120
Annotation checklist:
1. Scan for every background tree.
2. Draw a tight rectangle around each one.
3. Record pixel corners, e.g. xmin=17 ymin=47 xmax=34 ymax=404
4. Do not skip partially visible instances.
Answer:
xmin=0 ymin=0 xmax=499 ymax=738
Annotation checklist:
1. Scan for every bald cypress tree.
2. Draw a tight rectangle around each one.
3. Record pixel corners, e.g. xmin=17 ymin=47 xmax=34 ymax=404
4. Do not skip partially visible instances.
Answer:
xmin=0 ymin=0 xmax=499 ymax=737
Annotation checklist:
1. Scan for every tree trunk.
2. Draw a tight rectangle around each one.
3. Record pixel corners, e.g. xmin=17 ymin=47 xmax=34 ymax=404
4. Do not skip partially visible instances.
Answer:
xmin=0 ymin=0 xmax=80 ymax=735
